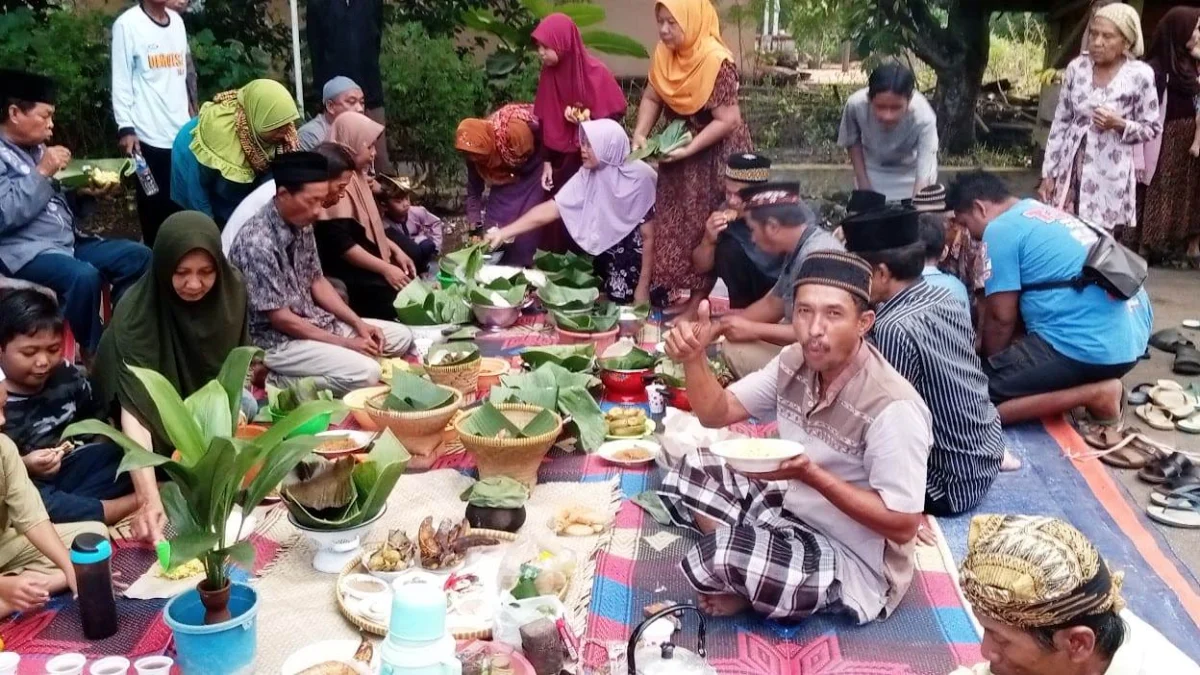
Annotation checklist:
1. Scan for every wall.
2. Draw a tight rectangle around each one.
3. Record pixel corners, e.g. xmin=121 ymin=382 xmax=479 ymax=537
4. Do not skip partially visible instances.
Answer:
xmin=589 ymin=0 xmax=756 ymax=77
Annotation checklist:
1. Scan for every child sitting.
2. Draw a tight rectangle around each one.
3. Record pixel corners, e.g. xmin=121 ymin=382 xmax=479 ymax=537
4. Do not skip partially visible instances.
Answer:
xmin=0 ymin=290 xmax=138 ymax=525
xmin=0 ymin=367 xmax=106 ymax=618
xmin=378 ymin=175 xmax=443 ymax=274
xmin=918 ymin=213 xmax=970 ymax=306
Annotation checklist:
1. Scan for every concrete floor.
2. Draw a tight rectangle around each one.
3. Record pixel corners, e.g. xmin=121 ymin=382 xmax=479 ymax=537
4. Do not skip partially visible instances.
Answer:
xmin=1107 ymin=267 xmax=1200 ymax=576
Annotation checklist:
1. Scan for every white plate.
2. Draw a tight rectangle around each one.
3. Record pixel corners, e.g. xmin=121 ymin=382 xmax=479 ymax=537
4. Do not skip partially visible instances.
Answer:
xmin=314 ymin=430 xmax=375 ymax=458
xmin=598 ymin=438 xmax=662 ymax=466
xmin=710 ymin=438 xmax=805 ymax=474
xmin=281 ymin=639 xmax=380 ymax=675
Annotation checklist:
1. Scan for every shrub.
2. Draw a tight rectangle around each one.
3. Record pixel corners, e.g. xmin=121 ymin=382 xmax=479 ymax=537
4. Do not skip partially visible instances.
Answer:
xmin=0 ymin=8 xmax=116 ymax=158
xmin=190 ymin=29 xmax=276 ymax=102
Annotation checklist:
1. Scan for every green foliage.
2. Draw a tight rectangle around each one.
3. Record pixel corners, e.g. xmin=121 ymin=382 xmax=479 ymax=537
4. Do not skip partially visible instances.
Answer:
xmin=63 ymin=347 xmax=340 ymax=590
xmin=189 ymin=29 xmax=275 ymax=103
xmin=187 ymin=0 xmax=290 ymax=71
xmin=0 ymin=8 xmax=115 ymax=157
xmin=282 ymin=431 xmax=411 ymax=530
xmin=491 ymin=363 xmax=605 ymax=451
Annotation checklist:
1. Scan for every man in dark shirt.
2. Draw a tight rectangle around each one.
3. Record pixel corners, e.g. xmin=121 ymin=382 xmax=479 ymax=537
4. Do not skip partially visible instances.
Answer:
xmin=842 ymin=205 xmax=1006 ymax=515
xmin=0 ymin=290 xmax=136 ymax=525
xmin=306 ymin=0 xmax=389 ymax=172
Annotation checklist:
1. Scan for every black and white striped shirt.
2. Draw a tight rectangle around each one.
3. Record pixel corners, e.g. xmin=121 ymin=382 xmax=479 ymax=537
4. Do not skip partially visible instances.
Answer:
xmin=871 ymin=280 xmax=1003 ymax=514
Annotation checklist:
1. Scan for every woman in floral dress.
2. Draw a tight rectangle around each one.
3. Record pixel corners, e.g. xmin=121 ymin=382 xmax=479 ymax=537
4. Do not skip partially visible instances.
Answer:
xmin=631 ymin=0 xmax=751 ymax=316
xmin=1038 ymin=3 xmax=1161 ymax=231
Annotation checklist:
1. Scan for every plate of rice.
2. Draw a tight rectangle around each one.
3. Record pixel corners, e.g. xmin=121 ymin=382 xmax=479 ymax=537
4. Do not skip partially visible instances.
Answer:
xmin=709 ymin=438 xmax=804 ymax=473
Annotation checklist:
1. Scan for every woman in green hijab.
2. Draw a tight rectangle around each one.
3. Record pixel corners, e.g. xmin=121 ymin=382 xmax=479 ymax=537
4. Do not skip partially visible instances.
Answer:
xmin=170 ymin=79 xmax=300 ymax=227
xmin=92 ymin=211 xmax=251 ymax=543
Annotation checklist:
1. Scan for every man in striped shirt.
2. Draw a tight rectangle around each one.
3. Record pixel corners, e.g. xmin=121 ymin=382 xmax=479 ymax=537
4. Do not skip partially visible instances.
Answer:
xmin=843 ymin=206 xmax=1004 ymax=515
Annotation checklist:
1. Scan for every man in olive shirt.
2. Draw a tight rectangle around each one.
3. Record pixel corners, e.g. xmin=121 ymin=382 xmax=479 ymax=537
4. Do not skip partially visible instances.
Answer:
xmin=0 ymin=368 xmax=106 ymax=617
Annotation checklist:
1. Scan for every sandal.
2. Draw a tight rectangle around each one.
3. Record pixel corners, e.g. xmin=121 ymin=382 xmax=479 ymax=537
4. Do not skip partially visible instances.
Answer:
xmin=1150 ymin=328 xmax=1192 ymax=354
xmin=1127 ymin=382 xmax=1154 ymax=406
xmin=1150 ymin=483 xmax=1200 ymax=508
xmin=1148 ymin=382 xmax=1196 ymax=418
xmin=1179 ymin=412 xmax=1200 ymax=434
xmin=1147 ymin=488 xmax=1200 ymax=529
xmin=1097 ymin=432 xmax=1161 ymax=470
xmin=1138 ymin=452 xmax=1195 ymax=485
xmin=1176 ymin=343 xmax=1200 ymax=376
xmin=1136 ymin=404 xmax=1176 ymax=431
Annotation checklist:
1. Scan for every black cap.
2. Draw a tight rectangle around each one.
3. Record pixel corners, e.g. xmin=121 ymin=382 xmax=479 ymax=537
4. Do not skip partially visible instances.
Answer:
xmin=725 ymin=153 xmax=771 ymax=183
xmin=271 ymin=151 xmax=330 ymax=185
xmin=841 ymin=205 xmax=921 ymax=253
xmin=738 ymin=181 xmax=801 ymax=208
xmin=847 ymin=189 xmax=887 ymax=214
xmin=0 ymin=69 xmax=57 ymax=105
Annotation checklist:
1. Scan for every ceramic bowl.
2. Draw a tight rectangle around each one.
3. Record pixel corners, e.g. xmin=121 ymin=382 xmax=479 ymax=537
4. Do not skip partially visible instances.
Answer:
xmin=289 ymin=505 xmax=388 ymax=574
xmin=709 ymin=438 xmax=805 ymax=474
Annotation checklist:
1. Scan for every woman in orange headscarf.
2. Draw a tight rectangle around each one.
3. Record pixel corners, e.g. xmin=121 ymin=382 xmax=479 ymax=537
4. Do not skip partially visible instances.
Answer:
xmin=456 ymin=104 xmax=547 ymax=266
xmin=632 ymin=0 xmax=752 ymax=317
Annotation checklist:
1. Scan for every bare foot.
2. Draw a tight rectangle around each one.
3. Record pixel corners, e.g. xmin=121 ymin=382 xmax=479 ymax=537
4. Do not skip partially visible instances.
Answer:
xmin=1000 ymin=449 xmax=1022 ymax=472
xmin=697 ymin=593 xmax=751 ymax=617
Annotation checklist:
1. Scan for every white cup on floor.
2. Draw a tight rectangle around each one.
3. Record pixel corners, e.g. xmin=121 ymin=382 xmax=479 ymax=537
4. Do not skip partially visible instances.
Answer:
xmin=0 ymin=651 xmax=18 ymax=675
xmin=45 ymin=653 xmax=86 ymax=675
xmin=133 ymin=656 xmax=174 ymax=675
xmin=89 ymin=656 xmax=130 ymax=675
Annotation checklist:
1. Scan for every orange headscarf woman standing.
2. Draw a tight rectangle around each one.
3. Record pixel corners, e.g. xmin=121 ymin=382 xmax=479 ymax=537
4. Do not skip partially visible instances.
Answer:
xmin=455 ymin=104 xmax=547 ymax=266
xmin=632 ymin=0 xmax=752 ymax=317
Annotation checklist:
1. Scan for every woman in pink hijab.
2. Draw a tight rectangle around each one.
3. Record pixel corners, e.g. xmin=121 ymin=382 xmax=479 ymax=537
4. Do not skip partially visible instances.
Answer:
xmin=532 ymin=13 xmax=629 ymax=251
xmin=484 ymin=119 xmax=658 ymax=304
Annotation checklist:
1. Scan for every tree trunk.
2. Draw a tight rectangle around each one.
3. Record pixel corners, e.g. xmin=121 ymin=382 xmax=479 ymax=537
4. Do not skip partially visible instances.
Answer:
xmin=931 ymin=4 xmax=992 ymax=154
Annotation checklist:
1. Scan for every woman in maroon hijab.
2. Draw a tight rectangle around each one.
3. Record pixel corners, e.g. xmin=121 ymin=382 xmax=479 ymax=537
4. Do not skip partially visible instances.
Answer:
xmin=532 ymin=13 xmax=628 ymax=251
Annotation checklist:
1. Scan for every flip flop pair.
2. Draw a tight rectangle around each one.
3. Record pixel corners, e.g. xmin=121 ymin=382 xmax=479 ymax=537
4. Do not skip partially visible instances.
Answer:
xmin=1148 ymin=485 xmax=1200 ymax=529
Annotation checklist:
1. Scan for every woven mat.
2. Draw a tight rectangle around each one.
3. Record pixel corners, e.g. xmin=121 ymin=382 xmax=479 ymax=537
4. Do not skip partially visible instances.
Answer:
xmin=254 ymin=469 xmax=620 ymax=674
xmin=0 ymin=508 xmax=294 ymax=673
xmin=579 ymin=470 xmax=983 ymax=675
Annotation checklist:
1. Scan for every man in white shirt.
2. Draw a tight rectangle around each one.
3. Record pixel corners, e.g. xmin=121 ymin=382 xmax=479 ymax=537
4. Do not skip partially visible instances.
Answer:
xmin=954 ymin=514 xmax=1200 ymax=675
xmin=296 ymin=77 xmax=366 ymax=152
xmin=111 ymin=0 xmax=191 ymax=246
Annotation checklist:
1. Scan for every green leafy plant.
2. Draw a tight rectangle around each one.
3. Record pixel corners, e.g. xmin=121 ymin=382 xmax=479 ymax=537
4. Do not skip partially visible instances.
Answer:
xmin=62 ymin=347 xmax=342 ymax=594
xmin=374 ymin=372 xmax=457 ymax=412
xmin=519 ymin=344 xmax=596 ymax=372
xmin=491 ymin=363 xmax=606 ymax=451
xmin=281 ymin=430 xmax=411 ymax=530
xmin=627 ymin=120 xmax=693 ymax=162
xmin=459 ymin=401 xmax=560 ymax=439
xmin=463 ymin=0 xmax=648 ymax=78
xmin=552 ymin=304 xmax=620 ymax=333
xmin=460 ymin=476 xmax=529 ymax=508
xmin=537 ymin=282 xmax=600 ymax=312
xmin=393 ymin=280 xmax=472 ymax=325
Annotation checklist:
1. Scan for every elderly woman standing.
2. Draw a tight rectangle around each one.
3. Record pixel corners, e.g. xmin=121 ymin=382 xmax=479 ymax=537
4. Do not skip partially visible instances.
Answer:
xmin=456 ymin=104 xmax=546 ymax=267
xmin=837 ymin=62 xmax=939 ymax=201
xmin=1141 ymin=7 xmax=1200 ymax=263
xmin=631 ymin=0 xmax=752 ymax=317
xmin=1038 ymin=4 xmax=1161 ymax=231
xmin=170 ymin=79 xmax=300 ymax=227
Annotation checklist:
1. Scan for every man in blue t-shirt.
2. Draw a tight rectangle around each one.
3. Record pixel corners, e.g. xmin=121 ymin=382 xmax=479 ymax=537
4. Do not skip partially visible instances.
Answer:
xmin=946 ymin=172 xmax=1152 ymax=425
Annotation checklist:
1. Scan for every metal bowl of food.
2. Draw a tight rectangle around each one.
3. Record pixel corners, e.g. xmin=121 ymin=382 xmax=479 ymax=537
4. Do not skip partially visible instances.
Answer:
xmin=471 ymin=303 xmax=521 ymax=331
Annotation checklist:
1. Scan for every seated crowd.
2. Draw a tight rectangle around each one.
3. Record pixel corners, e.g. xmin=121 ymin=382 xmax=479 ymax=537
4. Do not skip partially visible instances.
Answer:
xmin=0 ymin=6 xmax=1185 ymax=665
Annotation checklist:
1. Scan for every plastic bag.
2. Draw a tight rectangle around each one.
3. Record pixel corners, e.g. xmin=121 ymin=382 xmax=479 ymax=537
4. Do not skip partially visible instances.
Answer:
xmin=497 ymin=533 xmax=577 ymax=595
xmin=493 ymin=591 xmax=565 ymax=649
xmin=656 ymin=408 xmax=746 ymax=467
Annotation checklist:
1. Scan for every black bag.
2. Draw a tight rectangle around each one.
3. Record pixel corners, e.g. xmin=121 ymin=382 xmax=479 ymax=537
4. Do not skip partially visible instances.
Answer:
xmin=1022 ymin=222 xmax=1147 ymax=300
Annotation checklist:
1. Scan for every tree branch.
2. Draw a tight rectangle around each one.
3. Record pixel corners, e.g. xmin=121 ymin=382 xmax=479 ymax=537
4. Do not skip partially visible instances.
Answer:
xmin=876 ymin=0 xmax=954 ymax=71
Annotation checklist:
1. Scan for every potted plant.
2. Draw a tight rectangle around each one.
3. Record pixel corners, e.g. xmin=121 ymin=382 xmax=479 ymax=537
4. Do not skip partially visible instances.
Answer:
xmin=63 ymin=347 xmax=342 ymax=674
xmin=460 ymin=476 xmax=529 ymax=533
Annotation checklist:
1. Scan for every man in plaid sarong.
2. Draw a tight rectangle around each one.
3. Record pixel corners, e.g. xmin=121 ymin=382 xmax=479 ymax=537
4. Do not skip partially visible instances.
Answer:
xmin=661 ymin=247 xmax=933 ymax=623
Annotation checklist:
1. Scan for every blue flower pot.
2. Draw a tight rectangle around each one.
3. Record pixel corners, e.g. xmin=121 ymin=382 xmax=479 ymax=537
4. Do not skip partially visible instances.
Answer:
xmin=164 ymin=582 xmax=259 ymax=675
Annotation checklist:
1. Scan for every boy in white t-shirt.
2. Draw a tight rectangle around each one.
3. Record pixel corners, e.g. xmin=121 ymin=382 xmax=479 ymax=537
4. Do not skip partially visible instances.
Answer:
xmin=111 ymin=0 xmax=190 ymax=246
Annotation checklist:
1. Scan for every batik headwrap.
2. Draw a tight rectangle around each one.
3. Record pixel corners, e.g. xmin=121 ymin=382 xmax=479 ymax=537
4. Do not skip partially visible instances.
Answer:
xmin=960 ymin=514 xmax=1125 ymax=629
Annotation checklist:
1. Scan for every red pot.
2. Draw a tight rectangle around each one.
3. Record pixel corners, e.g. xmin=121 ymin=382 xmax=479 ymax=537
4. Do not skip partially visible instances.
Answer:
xmin=600 ymin=368 xmax=651 ymax=404
xmin=665 ymin=386 xmax=691 ymax=411
xmin=554 ymin=326 xmax=619 ymax=353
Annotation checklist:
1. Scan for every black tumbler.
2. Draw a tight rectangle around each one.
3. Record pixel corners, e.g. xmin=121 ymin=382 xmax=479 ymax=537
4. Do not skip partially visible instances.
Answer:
xmin=70 ymin=532 xmax=118 ymax=640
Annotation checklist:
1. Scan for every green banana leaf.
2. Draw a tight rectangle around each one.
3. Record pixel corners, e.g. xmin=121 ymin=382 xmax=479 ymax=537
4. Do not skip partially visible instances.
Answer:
xmin=468 ymin=282 xmax=527 ymax=308
xmin=270 ymin=377 xmax=333 ymax=414
xmin=460 ymin=476 xmax=529 ymax=508
xmin=459 ymin=401 xmax=559 ymax=439
xmin=657 ymin=120 xmax=693 ymax=154
xmin=425 ymin=342 xmax=481 ymax=368
xmin=543 ymin=267 xmax=599 ymax=289
xmin=376 ymin=372 xmax=456 ymax=412
xmin=582 ymin=29 xmax=650 ymax=58
xmin=492 ymin=363 xmax=605 ymax=451
xmin=655 ymin=359 xmax=687 ymax=388
xmin=599 ymin=346 xmax=658 ymax=372
xmin=393 ymin=280 xmax=470 ymax=325
xmin=537 ymin=282 xmax=600 ymax=311
xmin=55 ymin=158 xmax=133 ymax=189
xmin=439 ymin=244 xmax=487 ymax=282
xmin=533 ymin=250 xmax=593 ymax=275
xmin=626 ymin=137 xmax=659 ymax=162
xmin=619 ymin=303 xmax=651 ymax=320
xmin=351 ymin=429 xmax=411 ymax=523
xmin=558 ymin=386 xmax=607 ymax=451
xmin=282 ymin=430 xmax=410 ymax=530
xmin=552 ymin=304 xmax=620 ymax=332
xmin=519 ymin=344 xmax=596 ymax=372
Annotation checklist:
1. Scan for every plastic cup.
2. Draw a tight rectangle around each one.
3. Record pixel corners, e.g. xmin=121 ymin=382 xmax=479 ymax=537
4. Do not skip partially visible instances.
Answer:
xmin=46 ymin=653 xmax=86 ymax=675
xmin=0 ymin=651 xmax=18 ymax=675
xmin=133 ymin=656 xmax=174 ymax=675
xmin=88 ymin=657 xmax=130 ymax=675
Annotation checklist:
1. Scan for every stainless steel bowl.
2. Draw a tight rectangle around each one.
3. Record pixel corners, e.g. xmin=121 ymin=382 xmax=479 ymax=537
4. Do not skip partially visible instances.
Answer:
xmin=471 ymin=303 xmax=521 ymax=331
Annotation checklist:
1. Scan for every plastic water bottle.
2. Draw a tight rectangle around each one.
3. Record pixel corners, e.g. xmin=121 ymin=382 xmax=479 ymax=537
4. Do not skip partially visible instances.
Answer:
xmin=71 ymin=532 xmax=118 ymax=640
xmin=131 ymin=150 xmax=159 ymax=197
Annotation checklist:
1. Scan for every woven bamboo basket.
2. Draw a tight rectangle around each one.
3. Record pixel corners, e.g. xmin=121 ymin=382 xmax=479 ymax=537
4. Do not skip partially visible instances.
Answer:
xmin=363 ymin=387 xmax=464 ymax=457
xmin=424 ymin=356 xmax=482 ymax=403
xmin=454 ymin=404 xmax=563 ymax=488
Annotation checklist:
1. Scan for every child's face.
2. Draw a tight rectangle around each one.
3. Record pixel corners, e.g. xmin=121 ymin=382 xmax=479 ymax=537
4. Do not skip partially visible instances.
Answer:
xmin=386 ymin=197 xmax=411 ymax=219
xmin=0 ymin=329 xmax=64 ymax=393
xmin=0 ymin=382 xmax=7 ymax=428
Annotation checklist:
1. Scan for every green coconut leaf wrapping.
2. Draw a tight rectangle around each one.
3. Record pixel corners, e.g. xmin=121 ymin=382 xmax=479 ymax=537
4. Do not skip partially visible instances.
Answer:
xmin=519 ymin=344 xmax=596 ymax=372
xmin=552 ymin=304 xmax=620 ymax=332
xmin=377 ymin=372 xmax=456 ymax=412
